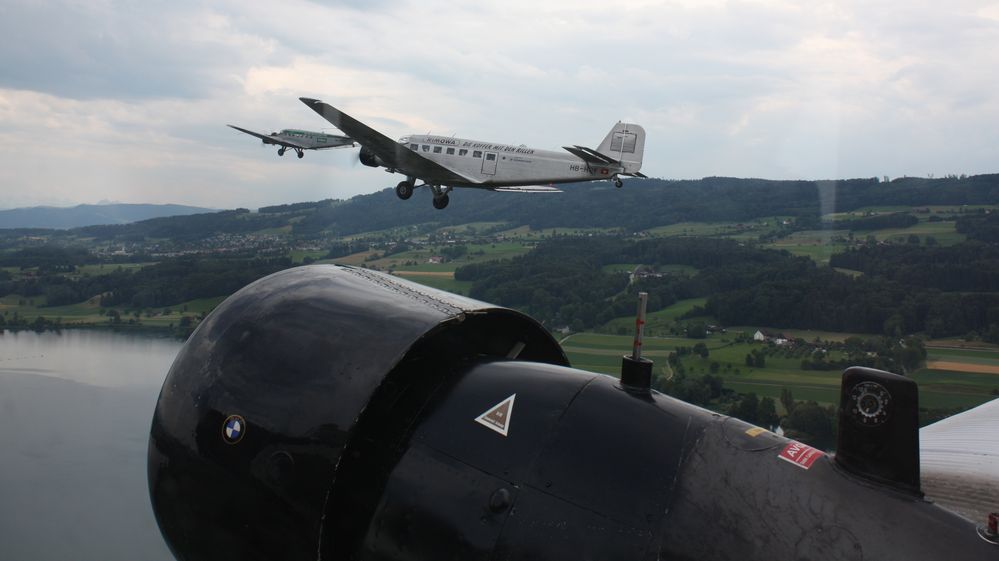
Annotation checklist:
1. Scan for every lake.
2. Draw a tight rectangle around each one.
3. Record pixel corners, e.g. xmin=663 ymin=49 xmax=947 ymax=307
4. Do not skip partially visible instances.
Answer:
xmin=0 ymin=329 xmax=182 ymax=561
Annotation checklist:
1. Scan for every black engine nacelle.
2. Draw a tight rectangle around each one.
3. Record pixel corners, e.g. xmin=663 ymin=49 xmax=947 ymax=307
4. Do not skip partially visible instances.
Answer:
xmin=358 ymin=146 xmax=384 ymax=168
xmin=148 ymin=265 xmax=994 ymax=561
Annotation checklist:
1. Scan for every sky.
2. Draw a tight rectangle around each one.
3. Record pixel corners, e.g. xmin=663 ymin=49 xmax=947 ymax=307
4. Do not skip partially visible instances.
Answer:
xmin=1 ymin=0 xmax=998 ymax=210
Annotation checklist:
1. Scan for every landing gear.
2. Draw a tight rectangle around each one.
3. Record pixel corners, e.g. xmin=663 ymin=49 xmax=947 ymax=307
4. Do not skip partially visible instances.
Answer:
xmin=396 ymin=180 xmax=414 ymax=200
xmin=296 ymin=149 xmax=304 ymax=159
xmin=278 ymin=147 xmax=286 ymax=156
xmin=614 ymin=177 xmax=623 ymax=188
xmin=430 ymin=185 xmax=452 ymax=210
xmin=432 ymin=194 xmax=450 ymax=210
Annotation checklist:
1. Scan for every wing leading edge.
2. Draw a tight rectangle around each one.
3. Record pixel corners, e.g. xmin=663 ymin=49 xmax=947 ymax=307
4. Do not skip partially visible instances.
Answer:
xmin=228 ymin=125 xmax=310 ymax=150
xmin=299 ymin=98 xmax=480 ymax=186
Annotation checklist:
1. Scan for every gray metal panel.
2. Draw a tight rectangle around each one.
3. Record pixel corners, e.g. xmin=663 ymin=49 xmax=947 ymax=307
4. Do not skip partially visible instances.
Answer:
xmin=920 ymin=398 xmax=999 ymax=522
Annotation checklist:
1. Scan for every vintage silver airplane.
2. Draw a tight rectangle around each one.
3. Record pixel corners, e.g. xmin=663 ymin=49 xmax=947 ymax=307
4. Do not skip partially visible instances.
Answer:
xmin=227 ymin=124 xmax=354 ymax=159
xmin=299 ymin=98 xmax=648 ymax=209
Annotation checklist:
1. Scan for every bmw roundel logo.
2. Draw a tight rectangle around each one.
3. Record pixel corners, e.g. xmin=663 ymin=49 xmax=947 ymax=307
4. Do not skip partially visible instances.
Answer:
xmin=222 ymin=414 xmax=246 ymax=444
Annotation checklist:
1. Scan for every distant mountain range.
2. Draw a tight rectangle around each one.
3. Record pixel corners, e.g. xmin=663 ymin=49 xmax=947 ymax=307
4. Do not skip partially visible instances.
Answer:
xmin=0 ymin=203 xmax=218 ymax=229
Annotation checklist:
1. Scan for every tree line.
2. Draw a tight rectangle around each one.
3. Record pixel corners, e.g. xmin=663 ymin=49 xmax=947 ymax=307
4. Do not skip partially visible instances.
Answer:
xmin=0 ymin=256 xmax=291 ymax=310
xmin=456 ymin=236 xmax=999 ymax=339
xmin=957 ymin=211 xmax=999 ymax=243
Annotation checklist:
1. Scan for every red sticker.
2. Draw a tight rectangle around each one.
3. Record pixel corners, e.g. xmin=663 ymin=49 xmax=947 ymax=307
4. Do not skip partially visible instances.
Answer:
xmin=778 ymin=441 xmax=824 ymax=470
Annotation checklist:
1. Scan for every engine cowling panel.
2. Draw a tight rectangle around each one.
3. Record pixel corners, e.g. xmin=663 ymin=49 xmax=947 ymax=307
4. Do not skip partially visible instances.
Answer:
xmin=359 ymin=147 xmax=383 ymax=168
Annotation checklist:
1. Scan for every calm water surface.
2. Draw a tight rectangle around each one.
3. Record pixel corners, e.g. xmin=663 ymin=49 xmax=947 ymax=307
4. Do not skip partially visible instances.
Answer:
xmin=0 ymin=329 xmax=182 ymax=561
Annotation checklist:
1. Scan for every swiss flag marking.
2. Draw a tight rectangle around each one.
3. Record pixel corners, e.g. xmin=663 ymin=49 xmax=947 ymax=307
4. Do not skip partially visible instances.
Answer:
xmin=778 ymin=441 xmax=824 ymax=470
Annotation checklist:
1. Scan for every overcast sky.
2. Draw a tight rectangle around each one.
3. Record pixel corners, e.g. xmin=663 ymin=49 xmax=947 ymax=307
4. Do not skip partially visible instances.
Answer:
xmin=1 ymin=0 xmax=997 ymax=210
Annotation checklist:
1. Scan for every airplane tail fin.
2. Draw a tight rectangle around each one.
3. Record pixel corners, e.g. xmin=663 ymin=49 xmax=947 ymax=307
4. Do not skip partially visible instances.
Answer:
xmin=596 ymin=122 xmax=645 ymax=174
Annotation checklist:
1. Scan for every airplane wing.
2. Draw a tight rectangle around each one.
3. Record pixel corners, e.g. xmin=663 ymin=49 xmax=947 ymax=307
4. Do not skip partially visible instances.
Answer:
xmin=227 ymin=125 xmax=310 ymax=150
xmin=492 ymin=185 xmax=563 ymax=193
xmin=299 ymin=98 xmax=480 ymax=185
xmin=920 ymin=397 xmax=999 ymax=524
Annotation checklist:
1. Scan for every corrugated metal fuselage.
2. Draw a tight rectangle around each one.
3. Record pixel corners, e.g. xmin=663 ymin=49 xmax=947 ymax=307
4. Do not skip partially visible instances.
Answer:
xmin=266 ymin=129 xmax=352 ymax=150
xmin=398 ymin=135 xmax=621 ymax=187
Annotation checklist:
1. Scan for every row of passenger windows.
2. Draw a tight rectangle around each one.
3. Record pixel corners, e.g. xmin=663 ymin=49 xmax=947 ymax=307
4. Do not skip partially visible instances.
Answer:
xmin=410 ymin=144 xmax=496 ymax=160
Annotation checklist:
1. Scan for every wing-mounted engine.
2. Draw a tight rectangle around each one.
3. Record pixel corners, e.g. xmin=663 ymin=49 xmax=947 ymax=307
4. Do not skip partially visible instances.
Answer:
xmin=359 ymin=146 xmax=384 ymax=168
xmin=148 ymin=265 xmax=996 ymax=561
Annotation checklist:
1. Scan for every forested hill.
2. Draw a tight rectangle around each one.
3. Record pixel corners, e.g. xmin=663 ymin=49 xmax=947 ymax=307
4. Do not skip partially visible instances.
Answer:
xmin=7 ymin=174 xmax=999 ymax=240
xmin=289 ymin=174 xmax=999 ymax=236
xmin=0 ymin=203 xmax=215 ymax=229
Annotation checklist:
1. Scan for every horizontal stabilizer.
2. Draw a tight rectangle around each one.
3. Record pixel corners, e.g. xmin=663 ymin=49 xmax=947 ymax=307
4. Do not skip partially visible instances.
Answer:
xmin=492 ymin=185 xmax=563 ymax=193
xmin=563 ymin=145 xmax=617 ymax=165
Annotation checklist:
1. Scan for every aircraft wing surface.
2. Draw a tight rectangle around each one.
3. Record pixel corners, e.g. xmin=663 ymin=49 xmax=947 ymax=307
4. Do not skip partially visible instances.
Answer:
xmin=227 ymin=125 xmax=310 ymax=150
xmin=920 ymin=397 xmax=999 ymax=523
xmin=300 ymin=98 xmax=480 ymax=185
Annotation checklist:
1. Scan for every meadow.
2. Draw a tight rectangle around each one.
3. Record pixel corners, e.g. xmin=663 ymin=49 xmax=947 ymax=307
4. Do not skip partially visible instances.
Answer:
xmin=560 ymin=330 xmax=998 ymax=412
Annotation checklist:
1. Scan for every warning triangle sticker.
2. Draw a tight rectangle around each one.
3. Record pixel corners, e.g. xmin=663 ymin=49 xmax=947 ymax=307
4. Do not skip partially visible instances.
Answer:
xmin=474 ymin=394 xmax=516 ymax=437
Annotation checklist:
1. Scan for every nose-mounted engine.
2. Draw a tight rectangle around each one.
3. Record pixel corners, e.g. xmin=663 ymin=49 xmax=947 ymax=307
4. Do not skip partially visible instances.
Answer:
xmin=148 ymin=265 xmax=995 ymax=561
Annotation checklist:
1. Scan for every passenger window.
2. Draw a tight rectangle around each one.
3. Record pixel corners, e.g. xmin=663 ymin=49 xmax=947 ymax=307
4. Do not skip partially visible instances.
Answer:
xmin=459 ymin=149 xmax=468 ymax=156
xmin=410 ymin=143 xmax=418 ymax=150
xmin=473 ymin=151 xmax=482 ymax=158
xmin=422 ymin=145 xmax=430 ymax=152
xmin=433 ymin=146 xmax=443 ymax=153
xmin=446 ymin=147 xmax=455 ymax=155
xmin=486 ymin=153 xmax=496 ymax=161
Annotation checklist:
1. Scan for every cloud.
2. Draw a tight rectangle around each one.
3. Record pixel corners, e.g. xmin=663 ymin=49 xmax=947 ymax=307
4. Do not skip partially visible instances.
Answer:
xmin=1 ymin=0 xmax=998 ymax=208
xmin=0 ymin=1 xmax=281 ymax=100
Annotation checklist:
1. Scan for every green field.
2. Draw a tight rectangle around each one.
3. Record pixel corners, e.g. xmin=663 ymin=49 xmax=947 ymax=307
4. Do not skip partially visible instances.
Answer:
xmin=392 ymin=273 xmax=473 ymax=295
xmin=601 ymin=297 xmax=710 ymax=336
xmin=335 ymin=241 xmax=531 ymax=273
xmin=927 ymin=347 xmax=999 ymax=362
xmin=645 ymin=222 xmax=749 ymax=237
xmin=0 ymin=291 xmax=214 ymax=328
xmin=173 ymin=296 xmax=225 ymax=314
xmin=766 ymin=211 xmax=967 ymax=265
xmin=561 ymin=330 xmax=997 ymax=410
xmin=767 ymin=229 xmax=847 ymax=264
xmin=289 ymin=249 xmax=327 ymax=263
xmin=491 ymin=225 xmax=618 ymax=239
xmin=874 ymin=220 xmax=965 ymax=245
xmin=436 ymin=222 xmax=510 ymax=235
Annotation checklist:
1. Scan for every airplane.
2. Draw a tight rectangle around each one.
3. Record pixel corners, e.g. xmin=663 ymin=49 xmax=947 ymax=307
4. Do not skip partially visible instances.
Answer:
xmin=298 ymin=97 xmax=648 ymax=209
xmin=227 ymin=124 xmax=354 ymax=159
